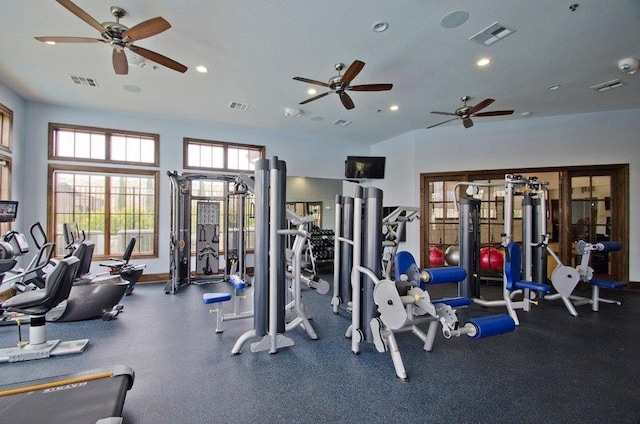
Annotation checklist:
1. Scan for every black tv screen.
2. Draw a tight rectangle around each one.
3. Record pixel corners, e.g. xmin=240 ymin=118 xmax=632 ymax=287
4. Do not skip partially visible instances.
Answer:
xmin=345 ymin=156 xmax=386 ymax=179
xmin=0 ymin=200 xmax=18 ymax=222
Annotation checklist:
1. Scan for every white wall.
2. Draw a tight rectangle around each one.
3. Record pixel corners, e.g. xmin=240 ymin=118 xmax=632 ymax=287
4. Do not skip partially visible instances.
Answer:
xmin=11 ymin=99 xmax=368 ymax=275
xmin=372 ymin=109 xmax=640 ymax=281
xmin=287 ymin=176 xmax=342 ymax=230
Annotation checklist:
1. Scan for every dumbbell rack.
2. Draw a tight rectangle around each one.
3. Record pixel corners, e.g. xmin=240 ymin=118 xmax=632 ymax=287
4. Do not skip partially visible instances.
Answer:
xmin=306 ymin=229 xmax=334 ymax=274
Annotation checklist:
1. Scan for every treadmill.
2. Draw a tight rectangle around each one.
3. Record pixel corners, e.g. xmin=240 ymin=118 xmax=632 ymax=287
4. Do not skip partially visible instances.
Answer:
xmin=0 ymin=364 xmax=134 ymax=424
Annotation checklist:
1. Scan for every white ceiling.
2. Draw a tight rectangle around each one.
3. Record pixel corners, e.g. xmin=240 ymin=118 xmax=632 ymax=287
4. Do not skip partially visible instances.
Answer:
xmin=1 ymin=1 xmax=639 ymax=145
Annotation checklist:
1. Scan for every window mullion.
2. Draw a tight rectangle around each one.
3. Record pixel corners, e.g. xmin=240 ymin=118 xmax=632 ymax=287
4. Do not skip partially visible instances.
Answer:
xmin=104 ymin=175 xmax=111 ymax=256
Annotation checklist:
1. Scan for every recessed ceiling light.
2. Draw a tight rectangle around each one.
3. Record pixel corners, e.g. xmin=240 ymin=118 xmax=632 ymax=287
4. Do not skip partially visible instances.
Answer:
xmin=477 ymin=58 xmax=491 ymax=67
xmin=45 ymin=41 xmax=56 ymax=45
xmin=196 ymin=65 xmax=208 ymax=73
xmin=389 ymin=105 xmax=399 ymax=111
xmin=520 ymin=111 xmax=531 ymax=116
xmin=548 ymin=84 xmax=561 ymax=91
xmin=372 ymin=21 xmax=389 ymax=33
xmin=307 ymin=88 xmax=317 ymax=95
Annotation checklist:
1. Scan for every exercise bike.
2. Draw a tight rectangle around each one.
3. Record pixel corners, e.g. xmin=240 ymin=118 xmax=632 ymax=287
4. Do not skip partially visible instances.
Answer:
xmin=46 ymin=223 xmax=145 ymax=321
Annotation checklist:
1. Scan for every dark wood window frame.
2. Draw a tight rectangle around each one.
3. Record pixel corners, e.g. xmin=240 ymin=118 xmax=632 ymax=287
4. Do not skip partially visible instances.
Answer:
xmin=47 ymin=122 xmax=161 ymax=260
xmin=48 ymin=122 xmax=160 ymax=167
xmin=183 ymin=137 xmax=265 ymax=173
xmin=0 ymin=103 xmax=13 ymax=153
xmin=47 ymin=164 xmax=160 ymax=260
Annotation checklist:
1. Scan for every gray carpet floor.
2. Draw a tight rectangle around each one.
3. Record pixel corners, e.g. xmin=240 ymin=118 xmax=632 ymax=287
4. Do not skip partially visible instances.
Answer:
xmin=2 ymin=278 xmax=639 ymax=423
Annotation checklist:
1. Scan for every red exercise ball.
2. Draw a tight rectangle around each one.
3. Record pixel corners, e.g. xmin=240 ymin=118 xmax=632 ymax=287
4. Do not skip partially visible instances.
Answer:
xmin=428 ymin=246 xmax=444 ymax=266
xmin=479 ymin=247 xmax=504 ymax=270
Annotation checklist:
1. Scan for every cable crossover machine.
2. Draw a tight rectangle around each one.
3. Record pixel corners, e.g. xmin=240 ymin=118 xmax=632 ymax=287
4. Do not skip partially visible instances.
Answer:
xmin=165 ymin=171 xmax=253 ymax=294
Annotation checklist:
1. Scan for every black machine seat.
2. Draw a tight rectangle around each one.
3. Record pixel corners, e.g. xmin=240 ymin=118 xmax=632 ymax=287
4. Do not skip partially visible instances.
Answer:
xmin=99 ymin=237 xmax=144 ymax=296
xmin=100 ymin=237 xmax=136 ymax=272
xmin=1 ymin=256 xmax=80 ymax=316
xmin=0 ymin=258 xmax=17 ymax=274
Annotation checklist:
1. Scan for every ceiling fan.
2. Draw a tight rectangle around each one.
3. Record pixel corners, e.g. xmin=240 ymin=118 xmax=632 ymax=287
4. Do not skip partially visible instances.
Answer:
xmin=35 ymin=0 xmax=187 ymax=75
xmin=427 ymin=96 xmax=514 ymax=129
xmin=293 ymin=60 xmax=392 ymax=110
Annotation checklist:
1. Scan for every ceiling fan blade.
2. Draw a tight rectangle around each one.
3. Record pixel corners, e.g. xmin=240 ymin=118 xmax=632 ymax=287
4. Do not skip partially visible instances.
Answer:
xmin=348 ymin=83 xmax=393 ymax=92
xmin=430 ymin=111 xmax=458 ymax=116
xmin=473 ymin=110 xmax=515 ymax=117
xmin=341 ymin=60 xmax=365 ymax=86
xmin=426 ymin=117 xmax=459 ymax=129
xmin=35 ymin=36 xmax=103 ymax=43
xmin=128 ymin=45 xmax=188 ymax=73
xmin=468 ymin=98 xmax=495 ymax=115
xmin=463 ymin=118 xmax=474 ymax=128
xmin=299 ymin=91 xmax=330 ymax=105
xmin=56 ymin=0 xmax=106 ymax=34
xmin=293 ymin=77 xmax=330 ymax=88
xmin=122 ymin=17 xmax=171 ymax=42
xmin=339 ymin=92 xmax=355 ymax=110
xmin=113 ymin=49 xmax=128 ymax=75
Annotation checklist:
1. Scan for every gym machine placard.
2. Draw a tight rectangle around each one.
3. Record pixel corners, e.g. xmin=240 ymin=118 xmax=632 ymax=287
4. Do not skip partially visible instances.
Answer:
xmin=195 ymin=202 xmax=220 ymax=277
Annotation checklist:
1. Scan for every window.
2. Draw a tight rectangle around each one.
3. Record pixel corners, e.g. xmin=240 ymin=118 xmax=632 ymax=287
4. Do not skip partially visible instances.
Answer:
xmin=0 ymin=155 xmax=11 ymax=235
xmin=49 ymin=123 xmax=159 ymax=166
xmin=0 ymin=103 xmax=13 ymax=235
xmin=184 ymin=138 xmax=264 ymax=172
xmin=48 ymin=124 xmax=160 ymax=258
xmin=0 ymin=103 xmax=12 ymax=152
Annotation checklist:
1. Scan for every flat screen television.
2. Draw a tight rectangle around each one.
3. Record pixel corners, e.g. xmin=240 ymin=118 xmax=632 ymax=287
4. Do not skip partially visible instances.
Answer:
xmin=344 ymin=156 xmax=386 ymax=179
xmin=0 ymin=200 xmax=18 ymax=222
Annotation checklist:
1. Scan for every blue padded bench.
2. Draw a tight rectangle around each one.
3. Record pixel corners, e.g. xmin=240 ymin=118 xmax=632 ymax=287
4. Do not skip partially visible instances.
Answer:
xmin=229 ymin=274 xmax=246 ymax=290
xmin=203 ymin=276 xmax=252 ymax=333
xmin=203 ymin=293 xmax=232 ymax=304
xmin=589 ymin=279 xmax=627 ymax=290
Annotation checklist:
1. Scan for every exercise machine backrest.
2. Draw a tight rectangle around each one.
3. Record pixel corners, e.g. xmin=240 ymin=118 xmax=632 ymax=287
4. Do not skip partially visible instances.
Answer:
xmin=394 ymin=251 xmax=417 ymax=281
xmin=2 ymin=256 xmax=80 ymax=315
xmin=72 ymin=241 xmax=95 ymax=279
xmin=504 ymin=243 xmax=521 ymax=291
xmin=121 ymin=237 xmax=136 ymax=265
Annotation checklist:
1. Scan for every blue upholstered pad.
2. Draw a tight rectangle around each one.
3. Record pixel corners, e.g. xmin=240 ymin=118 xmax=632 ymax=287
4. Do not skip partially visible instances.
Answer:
xmin=395 ymin=251 xmax=417 ymax=281
xmin=466 ymin=314 xmax=516 ymax=339
xmin=432 ymin=297 xmax=472 ymax=308
xmin=515 ymin=280 xmax=551 ymax=293
xmin=590 ymin=279 xmax=627 ymax=290
xmin=505 ymin=242 xmax=550 ymax=293
xmin=202 ymin=293 xmax=232 ymax=304
xmin=229 ymin=275 xmax=246 ymax=290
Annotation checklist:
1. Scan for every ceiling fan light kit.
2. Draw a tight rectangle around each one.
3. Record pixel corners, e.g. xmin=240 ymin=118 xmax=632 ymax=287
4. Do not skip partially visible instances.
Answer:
xmin=427 ymin=95 xmax=514 ymax=129
xmin=293 ymin=60 xmax=393 ymax=110
xmin=35 ymin=0 xmax=188 ymax=75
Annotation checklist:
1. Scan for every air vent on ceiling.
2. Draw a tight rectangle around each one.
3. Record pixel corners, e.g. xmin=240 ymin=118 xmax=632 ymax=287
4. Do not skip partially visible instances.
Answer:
xmin=70 ymin=75 xmax=99 ymax=87
xmin=470 ymin=22 xmax=515 ymax=46
xmin=228 ymin=101 xmax=250 ymax=111
xmin=332 ymin=119 xmax=352 ymax=127
xmin=590 ymin=79 xmax=624 ymax=92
